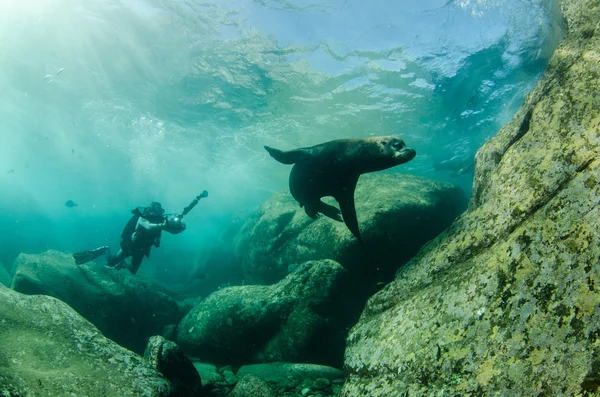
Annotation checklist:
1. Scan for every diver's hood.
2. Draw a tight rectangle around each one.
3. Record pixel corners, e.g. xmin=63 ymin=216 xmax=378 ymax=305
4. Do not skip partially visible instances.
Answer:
xmin=141 ymin=202 xmax=165 ymax=221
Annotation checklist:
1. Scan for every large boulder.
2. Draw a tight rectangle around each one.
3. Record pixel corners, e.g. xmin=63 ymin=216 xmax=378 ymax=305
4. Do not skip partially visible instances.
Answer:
xmin=0 ymin=284 xmax=172 ymax=396
xmin=11 ymin=250 xmax=184 ymax=354
xmin=177 ymin=259 xmax=348 ymax=366
xmin=342 ymin=0 xmax=600 ymax=395
xmin=234 ymin=173 xmax=467 ymax=285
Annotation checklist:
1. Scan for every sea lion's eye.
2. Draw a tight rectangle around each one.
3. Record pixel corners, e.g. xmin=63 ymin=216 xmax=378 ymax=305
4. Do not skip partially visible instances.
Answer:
xmin=392 ymin=141 xmax=404 ymax=149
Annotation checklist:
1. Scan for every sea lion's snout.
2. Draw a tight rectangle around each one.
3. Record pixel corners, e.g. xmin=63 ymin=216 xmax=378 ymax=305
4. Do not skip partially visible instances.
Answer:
xmin=394 ymin=147 xmax=416 ymax=163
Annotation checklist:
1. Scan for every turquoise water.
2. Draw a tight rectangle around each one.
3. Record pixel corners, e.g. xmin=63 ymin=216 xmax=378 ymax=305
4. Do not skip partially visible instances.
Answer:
xmin=0 ymin=0 xmax=563 ymax=283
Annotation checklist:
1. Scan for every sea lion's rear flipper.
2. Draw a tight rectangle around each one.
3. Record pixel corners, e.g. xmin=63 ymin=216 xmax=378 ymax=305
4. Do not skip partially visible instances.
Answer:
xmin=264 ymin=146 xmax=309 ymax=165
xmin=317 ymin=201 xmax=343 ymax=222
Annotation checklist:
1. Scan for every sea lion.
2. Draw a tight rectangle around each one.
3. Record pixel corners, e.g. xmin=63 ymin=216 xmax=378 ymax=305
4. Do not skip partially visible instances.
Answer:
xmin=265 ymin=136 xmax=416 ymax=244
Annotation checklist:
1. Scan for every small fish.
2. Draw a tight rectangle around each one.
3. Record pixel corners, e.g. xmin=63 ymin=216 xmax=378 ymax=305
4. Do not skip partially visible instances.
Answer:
xmin=43 ymin=75 xmax=52 ymax=80
xmin=57 ymin=68 xmax=64 ymax=75
xmin=64 ymin=200 xmax=78 ymax=208
xmin=71 ymin=149 xmax=74 ymax=154
xmin=7 ymin=168 xmax=14 ymax=174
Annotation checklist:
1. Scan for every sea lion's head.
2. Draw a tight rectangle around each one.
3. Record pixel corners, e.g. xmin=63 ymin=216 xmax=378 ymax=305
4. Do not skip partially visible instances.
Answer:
xmin=386 ymin=136 xmax=416 ymax=163
xmin=359 ymin=136 xmax=416 ymax=172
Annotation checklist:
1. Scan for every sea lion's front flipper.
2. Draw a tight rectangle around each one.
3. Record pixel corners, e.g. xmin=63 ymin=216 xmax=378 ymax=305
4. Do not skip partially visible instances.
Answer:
xmin=304 ymin=205 xmax=319 ymax=220
xmin=335 ymin=178 xmax=363 ymax=244
xmin=264 ymin=146 xmax=310 ymax=165
xmin=317 ymin=201 xmax=343 ymax=222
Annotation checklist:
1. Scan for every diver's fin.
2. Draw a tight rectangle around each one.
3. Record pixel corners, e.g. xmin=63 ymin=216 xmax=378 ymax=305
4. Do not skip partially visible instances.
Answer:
xmin=335 ymin=178 xmax=363 ymax=245
xmin=73 ymin=246 xmax=109 ymax=265
xmin=264 ymin=146 xmax=310 ymax=165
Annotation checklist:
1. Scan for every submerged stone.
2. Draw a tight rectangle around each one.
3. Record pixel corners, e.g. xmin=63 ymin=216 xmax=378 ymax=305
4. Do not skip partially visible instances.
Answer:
xmin=0 ymin=284 xmax=171 ymax=396
xmin=144 ymin=336 xmax=203 ymax=397
xmin=11 ymin=250 xmax=184 ymax=354
xmin=341 ymin=0 xmax=600 ymax=395
xmin=236 ymin=362 xmax=344 ymax=384
xmin=191 ymin=362 xmax=223 ymax=389
xmin=228 ymin=374 xmax=277 ymax=397
xmin=177 ymin=259 xmax=348 ymax=366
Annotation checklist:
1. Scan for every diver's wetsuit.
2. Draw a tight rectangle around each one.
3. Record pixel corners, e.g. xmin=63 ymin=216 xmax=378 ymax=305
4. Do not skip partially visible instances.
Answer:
xmin=73 ymin=194 xmax=204 ymax=273
xmin=106 ymin=206 xmax=166 ymax=274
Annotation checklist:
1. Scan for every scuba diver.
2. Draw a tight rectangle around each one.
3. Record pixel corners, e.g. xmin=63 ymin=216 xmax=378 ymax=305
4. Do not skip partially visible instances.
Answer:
xmin=73 ymin=191 xmax=208 ymax=275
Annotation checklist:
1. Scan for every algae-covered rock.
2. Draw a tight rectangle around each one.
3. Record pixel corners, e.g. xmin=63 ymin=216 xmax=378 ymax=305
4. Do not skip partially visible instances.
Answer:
xmin=236 ymin=362 xmax=344 ymax=384
xmin=177 ymin=260 xmax=348 ymax=365
xmin=228 ymin=374 xmax=277 ymax=397
xmin=0 ymin=284 xmax=172 ymax=396
xmin=144 ymin=336 xmax=203 ymax=397
xmin=11 ymin=250 xmax=183 ymax=354
xmin=234 ymin=173 xmax=467 ymax=285
xmin=342 ymin=0 xmax=600 ymax=395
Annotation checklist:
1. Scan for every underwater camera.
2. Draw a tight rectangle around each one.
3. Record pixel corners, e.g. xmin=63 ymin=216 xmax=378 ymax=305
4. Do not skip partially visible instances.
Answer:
xmin=163 ymin=190 xmax=208 ymax=234
xmin=164 ymin=214 xmax=187 ymax=234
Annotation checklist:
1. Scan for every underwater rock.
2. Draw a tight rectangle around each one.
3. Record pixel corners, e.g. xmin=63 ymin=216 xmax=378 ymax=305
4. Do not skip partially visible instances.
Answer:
xmin=192 ymin=362 xmax=224 ymax=389
xmin=236 ymin=362 xmax=344 ymax=385
xmin=232 ymin=363 xmax=344 ymax=397
xmin=11 ymin=250 xmax=184 ymax=354
xmin=177 ymin=259 xmax=348 ymax=366
xmin=234 ymin=173 xmax=467 ymax=285
xmin=342 ymin=0 xmax=600 ymax=395
xmin=144 ymin=336 xmax=203 ymax=397
xmin=0 ymin=261 xmax=11 ymax=287
xmin=0 ymin=284 xmax=172 ymax=396
xmin=228 ymin=374 xmax=277 ymax=397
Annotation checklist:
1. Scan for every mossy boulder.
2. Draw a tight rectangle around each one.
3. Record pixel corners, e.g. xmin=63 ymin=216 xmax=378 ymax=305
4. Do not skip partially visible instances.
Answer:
xmin=341 ymin=0 xmax=600 ymax=395
xmin=234 ymin=173 xmax=467 ymax=285
xmin=236 ymin=362 xmax=344 ymax=390
xmin=11 ymin=250 xmax=184 ymax=354
xmin=177 ymin=260 xmax=348 ymax=366
xmin=0 ymin=284 xmax=172 ymax=396
xmin=228 ymin=375 xmax=277 ymax=397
